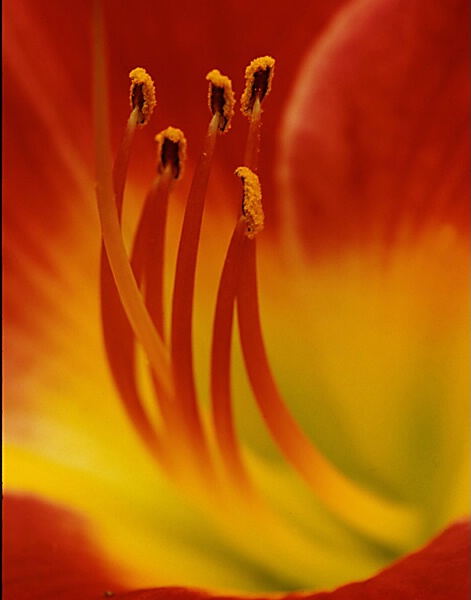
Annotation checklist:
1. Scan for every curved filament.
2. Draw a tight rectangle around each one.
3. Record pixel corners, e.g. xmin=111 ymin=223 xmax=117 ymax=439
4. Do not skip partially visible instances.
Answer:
xmin=170 ymin=114 xmax=219 ymax=472
xmin=236 ymin=239 xmax=417 ymax=547
xmin=210 ymin=217 xmax=249 ymax=488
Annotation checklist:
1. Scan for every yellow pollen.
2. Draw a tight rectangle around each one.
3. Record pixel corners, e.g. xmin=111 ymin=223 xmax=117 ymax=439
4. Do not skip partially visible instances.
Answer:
xmin=129 ymin=67 xmax=156 ymax=127
xmin=235 ymin=166 xmax=264 ymax=238
xmin=206 ymin=69 xmax=235 ymax=133
xmin=240 ymin=56 xmax=275 ymax=117
xmin=155 ymin=127 xmax=187 ymax=180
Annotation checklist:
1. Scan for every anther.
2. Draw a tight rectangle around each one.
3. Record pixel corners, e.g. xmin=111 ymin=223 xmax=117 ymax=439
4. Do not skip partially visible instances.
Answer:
xmin=206 ymin=69 xmax=235 ymax=133
xmin=129 ymin=67 xmax=156 ymax=127
xmin=235 ymin=167 xmax=264 ymax=238
xmin=155 ymin=127 xmax=187 ymax=180
xmin=240 ymin=56 xmax=275 ymax=117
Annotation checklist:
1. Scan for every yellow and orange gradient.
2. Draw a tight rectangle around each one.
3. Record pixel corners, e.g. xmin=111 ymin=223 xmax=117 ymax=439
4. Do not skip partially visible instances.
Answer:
xmin=3 ymin=0 xmax=470 ymax=597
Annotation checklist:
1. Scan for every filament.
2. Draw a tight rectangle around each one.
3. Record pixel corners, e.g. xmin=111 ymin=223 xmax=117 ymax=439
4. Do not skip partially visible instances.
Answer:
xmin=169 ymin=70 xmax=234 ymax=475
xmin=133 ymin=128 xmax=187 ymax=340
xmin=99 ymin=113 xmax=164 ymax=457
xmin=170 ymin=113 xmax=219 ymax=470
xmin=241 ymin=56 xmax=275 ymax=172
xmin=243 ymin=96 xmax=262 ymax=172
xmin=210 ymin=217 xmax=248 ymax=488
xmin=131 ymin=172 xmax=171 ymax=338
xmin=93 ymin=4 xmax=166 ymax=459
xmin=128 ymin=170 xmax=181 ymax=439
xmin=236 ymin=239 xmax=416 ymax=546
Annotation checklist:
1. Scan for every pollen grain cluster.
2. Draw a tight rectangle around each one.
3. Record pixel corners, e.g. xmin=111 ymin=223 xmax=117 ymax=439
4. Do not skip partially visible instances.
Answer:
xmin=155 ymin=127 xmax=187 ymax=180
xmin=206 ymin=69 xmax=235 ymax=133
xmin=129 ymin=67 xmax=156 ymax=127
xmin=236 ymin=166 xmax=264 ymax=238
xmin=241 ymin=56 xmax=275 ymax=116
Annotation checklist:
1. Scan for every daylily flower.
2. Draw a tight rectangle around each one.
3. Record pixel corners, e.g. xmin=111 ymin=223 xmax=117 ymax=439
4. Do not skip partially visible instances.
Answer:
xmin=3 ymin=0 xmax=470 ymax=598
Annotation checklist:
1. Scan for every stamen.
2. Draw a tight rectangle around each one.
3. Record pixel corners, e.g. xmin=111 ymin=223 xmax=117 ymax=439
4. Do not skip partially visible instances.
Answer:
xmin=129 ymin=67 xmax=156 ymax=127
xmin=101 ymin=79 xmax=143 ymax=413
xmin=240 ymin=56 xmax=275 ymax=117
xmin=133 ymin=128 xmax=187 ymax=337
xmin=170 ymin=76 xmax=228 ymax=474
xmin=235 ymin=166 xmax=264 ymax=238
xmin=93 ymin=35 xmax=173 ymax=410
xmin=130 ymin=129 xmax=188 ymax=434
xmin=206 ymin=69 xmax=235 ymax=133
xmin=155 ymin=126 xmax=187 ymax=180
xmin=92 ymin=8 xmax=166 ymax=461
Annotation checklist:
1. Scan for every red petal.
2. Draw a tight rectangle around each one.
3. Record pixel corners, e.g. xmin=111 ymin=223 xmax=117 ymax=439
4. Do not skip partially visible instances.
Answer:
xmin=3 ymin=494 xmax=125 ymax=600
xmin=104 ymin=521 xmax=471 ymax=599
xmin=281 ymin=0 xmax=470 ymax=255
xmin=309 ymin=520 xmax=471 ymax=600
xmin=4 ymin=500 xmax=469 ymax=600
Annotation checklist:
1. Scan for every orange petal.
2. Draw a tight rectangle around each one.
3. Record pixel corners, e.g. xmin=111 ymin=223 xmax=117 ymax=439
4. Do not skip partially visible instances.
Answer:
xmin=68 ymin=520 xmax=470 ymax=599
xmin=280 ymin=0 xmax=469 ymax=255
xmin=309 ymin=520 xmax=470 ymax=600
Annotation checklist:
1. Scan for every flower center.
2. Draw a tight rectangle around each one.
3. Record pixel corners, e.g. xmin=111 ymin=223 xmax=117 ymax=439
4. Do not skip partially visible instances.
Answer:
xmin=93 ymin=26 xmax=418 ymax=545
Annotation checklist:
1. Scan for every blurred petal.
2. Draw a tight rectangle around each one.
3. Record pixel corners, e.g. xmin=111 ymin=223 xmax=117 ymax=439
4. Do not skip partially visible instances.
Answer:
xmin=280 ymin=0 xmax=469 ymax=254
xmin=267 ymin=0 xmax=470 ymax=528
xmin=3 ymin=494 xmax=124 ymax=600
xmin=3 ymin=497 xmax=470 ymax=598
xmin=312 ymin=519 xmax=470 ymax=599
xmin=91 ymin=521 xmax=471 ymax=599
